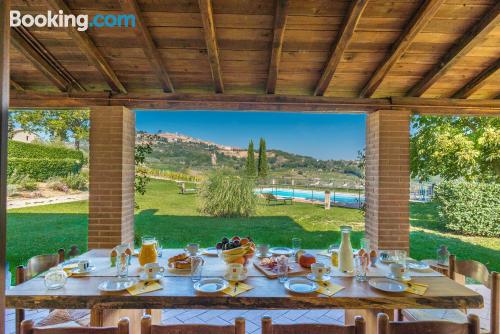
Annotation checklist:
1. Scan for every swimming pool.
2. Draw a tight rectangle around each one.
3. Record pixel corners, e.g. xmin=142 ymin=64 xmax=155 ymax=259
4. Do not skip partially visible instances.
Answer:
xmin=255 ymin=188 xmax=365 ymax=206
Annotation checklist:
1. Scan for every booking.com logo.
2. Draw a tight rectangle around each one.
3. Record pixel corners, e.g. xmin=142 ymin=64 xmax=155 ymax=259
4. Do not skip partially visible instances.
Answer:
xmin=10 ymin=10 xmax=136 ymax=31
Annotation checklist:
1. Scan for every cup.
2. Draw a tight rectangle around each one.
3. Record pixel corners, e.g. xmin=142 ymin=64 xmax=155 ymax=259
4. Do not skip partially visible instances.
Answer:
xmin=276 ymin=256 xmax=289 ymax=283
xmin=257 ymin=244 xmax=270 ymax=257
xmin=389 ymin=263 xmax=407 ymax=279
xmin=355 ymin=255 xmax=368 ymax=282
xmin=185 ymin=243 xmax=200 ymax=256
xmin=78 ymin=260 xmax=90 ymax=272
xmin=144 ymin=262 xmax=165 ymax=279
xmin=227 ymin=263 xmax=247 ymax=280
xmin=191 ymin=256 xmax=204 ymax=282
xmin=311 ymin=263 xmax=331 ymax=280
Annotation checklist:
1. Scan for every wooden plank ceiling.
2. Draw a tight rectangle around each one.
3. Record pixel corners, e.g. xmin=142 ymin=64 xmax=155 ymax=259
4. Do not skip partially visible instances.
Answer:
xmin=8 ymin=0 xmax=500 ymax=100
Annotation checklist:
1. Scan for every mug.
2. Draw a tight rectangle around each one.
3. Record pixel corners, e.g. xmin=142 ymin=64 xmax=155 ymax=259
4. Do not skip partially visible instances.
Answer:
xmin=311 ymin=263 xmax=331 ymax=280
xmin=389 ymin=263 xmax=406 ymax=278
xmin=78 ymin=260 xmax=90 ymax=272
xmin=144 ymin=262 xmax=165 ymax=278
xmin=257 ymin=244 xmax=270 ymax=256
xmin=227 ymin=263 xmax=247 ymax=280
xmin=185 ymin=243 xmax=199 ymax=256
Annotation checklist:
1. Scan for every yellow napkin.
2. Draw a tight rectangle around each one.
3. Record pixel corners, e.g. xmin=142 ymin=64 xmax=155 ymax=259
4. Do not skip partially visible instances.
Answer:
xmin=317 ymin=281 xmax=344 ymax=296
xmin=62 ymin=263 xmax=78 ymax=277
xmin=127 ymin=281 xmax=163 ymax=296
xmin=405 ymin=282 xmax=428 ymax=295
xmin=223 ymin=281 xmax=253 ymax=297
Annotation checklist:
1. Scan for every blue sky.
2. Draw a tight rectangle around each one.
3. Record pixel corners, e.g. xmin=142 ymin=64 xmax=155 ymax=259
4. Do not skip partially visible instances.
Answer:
xmin=136 ymin=111 xmax=366 ymax=160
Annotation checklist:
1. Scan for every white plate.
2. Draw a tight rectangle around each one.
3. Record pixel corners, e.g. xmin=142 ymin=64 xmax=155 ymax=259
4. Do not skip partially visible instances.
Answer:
xmin=98 ymin=278 xmax=136 ymax=292
xmin=71 ymin=265 xmax=96 ymax=275
xmin=224 ymin=272 xmax=248 ymax=282
xmin=202 ymin=247 xmax=219 ymax=256
xmin=306 ymin=273 xmax=331 ymax=283
xmin=368 ymin=278 xmax=406 ymax=293
xmin=269 ymin=247 xmax=293 ymax=256
xmin=193 ymin=278 xmax=228 ymax=293
xmin=167 ymin=266 xmax=191 ymax=274
xmin=386 ymin=273 xmax=411 ymax=282
xmin=139 ymin=272 xmax=163 ymax=282
xmin=407 ymin=260 xmax=431 ymax=271
xmin=257 ymin=252 xmax=272 ymax=258
xmin=284 ymin=278 xmax=319 ymax=294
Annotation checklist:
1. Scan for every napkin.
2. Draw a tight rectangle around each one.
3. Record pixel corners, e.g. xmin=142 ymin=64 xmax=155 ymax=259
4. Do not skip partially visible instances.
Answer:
xmin=317 ymin=251 xmax=332 ymax=257
xmin=127 ymin=281 xmax=162 ymax=296
xmin=223 ymin=281 xmax=253 ymax=297
xmin=62 ymin=263 xmax=78 ymax=277
xmin=405 ymin=282 xmax=428 ymax=295
xmin=317 ymin=281 xmax=344 ymax=296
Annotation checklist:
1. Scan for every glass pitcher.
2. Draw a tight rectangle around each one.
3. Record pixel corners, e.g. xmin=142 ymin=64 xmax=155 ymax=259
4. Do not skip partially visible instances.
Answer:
xmin=138 ymin=236 xmax=158 ymax=266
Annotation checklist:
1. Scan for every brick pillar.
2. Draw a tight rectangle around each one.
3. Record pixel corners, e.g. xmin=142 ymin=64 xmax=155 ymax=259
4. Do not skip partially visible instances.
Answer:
xmin=89 ymin=106 xmax=135 ymax=249
xmin=365 ymin=110 xmax=410 ymax=251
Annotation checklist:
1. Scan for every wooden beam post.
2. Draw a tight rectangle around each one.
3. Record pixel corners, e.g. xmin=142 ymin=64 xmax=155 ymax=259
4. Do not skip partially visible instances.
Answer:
xmin=359 ymin=0 xmax=446 ymax=98
xmin=0 ymin=1 xmax=10 ymax=333
xmin=407 ymin=2 xmax=500 ymax=97
xmin=120 ymin=0 xmax=174 ymax=93
xmin=266 ymin=0 xmax=289 ymax=94
xmin=314 ymin=0 xmax=368 ymax=96
xmin=452 ymin=59 xmax=500 ymax=99
xmin=198 ymin=0 xmax=224 ymax=94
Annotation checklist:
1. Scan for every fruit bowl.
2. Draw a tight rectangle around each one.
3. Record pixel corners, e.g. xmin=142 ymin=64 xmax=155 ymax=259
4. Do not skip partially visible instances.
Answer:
xmin=216 ymin=236 xmax=256 ymax=267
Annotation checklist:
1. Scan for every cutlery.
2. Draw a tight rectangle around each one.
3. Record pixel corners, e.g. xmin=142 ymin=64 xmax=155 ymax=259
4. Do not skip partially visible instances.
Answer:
xmin=141 ymin=281 xmax=152 ymax=292
xmin=322 ymin=282 xmax=331 ymax=294
xmin=233 ymin=282 xmax=238 ymax=294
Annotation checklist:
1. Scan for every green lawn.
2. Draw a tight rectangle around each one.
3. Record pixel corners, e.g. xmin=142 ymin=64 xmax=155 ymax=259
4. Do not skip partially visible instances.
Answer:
xmin=7 ymin=179 xmax=499 ymax=282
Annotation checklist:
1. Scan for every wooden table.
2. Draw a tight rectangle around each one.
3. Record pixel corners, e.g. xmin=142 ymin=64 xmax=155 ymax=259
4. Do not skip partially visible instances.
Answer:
xmin=6 ymin=249 xmax=483 ymax=334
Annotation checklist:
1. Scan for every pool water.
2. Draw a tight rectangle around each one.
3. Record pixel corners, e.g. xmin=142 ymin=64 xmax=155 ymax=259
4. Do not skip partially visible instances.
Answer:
xmin=255 ymin=188 xmax=365 ymax=205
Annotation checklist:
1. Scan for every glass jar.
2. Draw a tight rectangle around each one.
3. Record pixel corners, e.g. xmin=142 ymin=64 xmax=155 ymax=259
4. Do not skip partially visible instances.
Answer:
xmin=44 ymin=267 xmax=68 ymax=290
xmin=436 ymin=245 xmax=450 ymax=265
xmin=139 ymin=236 xmax=158 ymax=266
xmin=338 ymin=226 xmax=354 ymax=273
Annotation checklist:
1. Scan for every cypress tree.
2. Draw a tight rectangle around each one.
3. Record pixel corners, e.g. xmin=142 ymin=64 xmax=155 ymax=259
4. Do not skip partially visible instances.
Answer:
xmin=257 ymin=138 xmax=268 ymax=177
xmin=245 ymin=140 xmax=257 ymax=177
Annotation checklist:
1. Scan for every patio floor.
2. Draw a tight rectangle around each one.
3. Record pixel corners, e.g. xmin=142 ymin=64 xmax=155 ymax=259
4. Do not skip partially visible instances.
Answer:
xmin=4 ymin=285 xmax=491 ymax=334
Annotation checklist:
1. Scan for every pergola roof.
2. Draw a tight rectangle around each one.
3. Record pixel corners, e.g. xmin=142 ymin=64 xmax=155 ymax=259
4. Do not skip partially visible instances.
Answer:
xmin=7 ymin=0 xmax=500 ymax=111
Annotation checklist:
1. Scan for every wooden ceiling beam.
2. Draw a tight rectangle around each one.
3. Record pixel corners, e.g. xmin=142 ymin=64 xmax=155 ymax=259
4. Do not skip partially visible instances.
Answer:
xmin=119 ymin=0 xmax=174 ymax=93
xmin=359 ymin=0 xmax=446 ymax=98
xmin=10 ymin=79 xmax=24 ymax=92
xmin=407 ymin=2 xmax=500 ymax=97
xmin=198 ymin=0 xmax=224 ymax=94
xmin=46 ymin=0 xmax=127 ymax=94
xmin=11 ymin=28 xmax=69 ymax=92
xmin=452 ymin=59 xmax=500 ymax=99
xmin=314 ymin=0 xmax=368 ymax=96
xmin=266 ymin=0 xmax=289 ymax=94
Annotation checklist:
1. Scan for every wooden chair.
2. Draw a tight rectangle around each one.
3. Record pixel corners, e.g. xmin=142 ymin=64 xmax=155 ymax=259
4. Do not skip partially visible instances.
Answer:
xmin=402 ymin=255 xmax=499 ymax=334
xmin=20 ymin=317 xmax=129 ymax=334
xmin=261 ymin=315 xmax=366 ymax=334
xmin=15 ymin=249 xmax=90 ymax=334
xmin=141 ymin=314 xmax=245 ymax=334
xmin=378 ymin=312 xmax=480 ymax=334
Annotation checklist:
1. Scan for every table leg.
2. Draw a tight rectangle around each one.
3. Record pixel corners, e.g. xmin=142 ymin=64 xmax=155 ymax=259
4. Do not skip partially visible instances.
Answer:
xmin=345 ymin=309 xmax=395 ymax=334
xmin=91 ymin=308 xmax=161 ymax=332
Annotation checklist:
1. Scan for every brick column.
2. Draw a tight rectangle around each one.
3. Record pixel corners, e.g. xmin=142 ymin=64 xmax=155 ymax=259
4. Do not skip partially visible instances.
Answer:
xmin=365 ymin=110 xmax=410 ymax=251
xmin=89 ymin=106 xmax=135 ymax=249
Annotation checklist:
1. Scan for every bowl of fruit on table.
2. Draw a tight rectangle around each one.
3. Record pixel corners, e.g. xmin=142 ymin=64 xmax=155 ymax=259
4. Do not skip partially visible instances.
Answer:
xmin=216 ymin=236 xmax=256 ymax=266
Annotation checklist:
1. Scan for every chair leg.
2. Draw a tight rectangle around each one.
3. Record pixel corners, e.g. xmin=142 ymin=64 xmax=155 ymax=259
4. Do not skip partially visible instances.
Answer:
xmin=397 ymin=309 xmax=404 ymax=321
xmin=16 ymin=309 xmax=25 ymax=334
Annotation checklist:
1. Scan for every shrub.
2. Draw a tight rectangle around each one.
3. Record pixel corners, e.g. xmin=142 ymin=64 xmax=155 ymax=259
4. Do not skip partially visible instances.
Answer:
xmin=63 ymin=173 xmax=88 ymax=191
xmin=433 ymin=180 xmax=500 ymax=237
xmin=19 ymin=176 xmax=38 ymax=191
xmin=47 ymin=177 xmax=69 ymax=193
xmin=8 ymin=140 xmax=84 ymax=162
xmin=7 ymin=184 xmax=19 ymax=196
xmin=8 ymin=158 xmax=83 ymax=181
xmin=200 ymin=171 xmax=256 ymax=217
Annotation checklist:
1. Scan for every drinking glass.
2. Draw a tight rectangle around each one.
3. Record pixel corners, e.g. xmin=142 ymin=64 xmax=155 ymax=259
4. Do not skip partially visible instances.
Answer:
xmin=360 ymin=238 xmax=370 ymax=251
xmin=395 ymin=250 xmax=407 ymax=267
xmin=277 ymin=256 xmax=289 ymax=283
xmin=191 ymin=256 xmax=204 ymax=282
xmin=292 ymin=237 xmax=302 ymax=260
xmin=44 ymin=267 xmax=68 ymax=290
xmin=115 ymin=244 xmax=129 ymax=278
xmin=354 ymin=255 xmax=367 ymax=282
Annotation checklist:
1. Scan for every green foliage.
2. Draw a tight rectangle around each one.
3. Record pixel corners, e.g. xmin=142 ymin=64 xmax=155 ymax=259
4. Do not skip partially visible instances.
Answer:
xmin=257 ymin=138 xmax=268 ymax=178
xmin=148 ymin=168 xmax=202 ymax=182
xmin=62 ymin=173 xmax=88 ymax=190
xmin=411 ymin=116 xmax=500 ymax=182
xmin=433 ymin=181 xmax=500 ymax=237
xmin=200 ymin=171 xmax=257 ymax=217
xmin=8 ymin=158 xmax=83 ymax=181
xmin=47 ymin=177 xmax=69 ymax=193
xmin=19 ymin=177 xmax=38 ymax=191
xmin=9 ymin=140 xmax=84 ymax=162
xmin=245 ymin=140 xmax=256 ymax=177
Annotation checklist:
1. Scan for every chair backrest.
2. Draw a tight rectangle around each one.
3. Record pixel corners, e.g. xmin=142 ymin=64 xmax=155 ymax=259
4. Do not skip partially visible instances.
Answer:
xmin=141 ymin=315 xmax=245 ymax=334
xmin=20 ymin=318 xmax=129 ymax=334
xmin=261 ymin=315 xmax=365 ymax=334
xmin=377 ymin=313 xmax=480 ymax=334
xmin=17 ymin=249 xmax=65 ymax=284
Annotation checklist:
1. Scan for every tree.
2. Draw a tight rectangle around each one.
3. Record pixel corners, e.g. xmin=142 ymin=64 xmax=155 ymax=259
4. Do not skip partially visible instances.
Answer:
xmin=135 ymin=133 xmax=158 ymax=207
xmin=257 ymin=137 xmax=268 ymax=178
xmin=11 ymin=109 xmax=89 ymax=150
xmin=410 ymin=116 xmax=500 ymax=182
xmin=245 ymin=140 xmax=256 ymax=177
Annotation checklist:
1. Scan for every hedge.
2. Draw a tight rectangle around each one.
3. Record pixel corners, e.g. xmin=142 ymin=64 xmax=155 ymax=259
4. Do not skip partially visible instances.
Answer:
xmin=8 ymin=158 xmax=83 ymax=181
xmin=433 ymin=180 xmax=500 ymax=237
xmin=8 ymin=140 xmax=84 ymax=161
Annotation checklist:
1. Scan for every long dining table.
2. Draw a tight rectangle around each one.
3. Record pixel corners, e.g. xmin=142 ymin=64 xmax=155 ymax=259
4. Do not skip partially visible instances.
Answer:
xmin=6 ymin=249 xmax=483 ymax=334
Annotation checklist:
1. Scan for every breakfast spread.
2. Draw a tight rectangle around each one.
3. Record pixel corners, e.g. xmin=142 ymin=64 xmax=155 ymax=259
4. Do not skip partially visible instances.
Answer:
xmin=168 ymin=253 xmax=192 ymax=270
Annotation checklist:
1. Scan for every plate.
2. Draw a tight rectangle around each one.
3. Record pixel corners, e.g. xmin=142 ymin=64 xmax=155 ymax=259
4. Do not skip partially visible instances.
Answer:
xmin=284 ymin=278 xmax=319 ymax=294
xmin=306 ymin=273 xmax=331 ymax=283
xmin=202 ymin=247 xmax=219 ymax=256
xmin=386 ymin=273 xmax=411 ymax=282
xmin=98 ymin=278 xmax=136 ymax=292
xmin=257 ymin=252 xmax=272 ymax=258
xmin=167 ymin=266 xmax=191 ymax=274
xmin=193 ymin=278 xmax=228 ymax=293
xmin=139 ymin=272 xmax=163 ymax=282
xmin=368 ymin=278 xmax=406 ymax=293
xmin=71 ymin=265 xmax=96 ymax=275
xmin=269 ymin=247 xmax=293 ymax=256
xmin=224 ymin=272 xmax=248 ymax=282
xmin=407 ymin=260 xmax=431 ymax=271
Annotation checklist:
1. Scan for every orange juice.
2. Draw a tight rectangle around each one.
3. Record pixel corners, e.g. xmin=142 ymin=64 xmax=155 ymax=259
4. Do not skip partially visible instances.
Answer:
xmin=139 ymin=239 xmax=158 ymax=266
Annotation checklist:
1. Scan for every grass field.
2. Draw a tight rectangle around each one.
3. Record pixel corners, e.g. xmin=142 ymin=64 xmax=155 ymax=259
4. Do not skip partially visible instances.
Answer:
xmin=7 ymin=179 xmax=499 ymax=283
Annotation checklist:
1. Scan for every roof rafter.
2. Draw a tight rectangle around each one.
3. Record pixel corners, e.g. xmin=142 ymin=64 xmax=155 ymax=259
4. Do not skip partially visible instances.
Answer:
xmin=119 ymin=0 xmax=174 ymax=93
xmin=266 ymin=0 xmax=289 ymax=94
xmin=314 ymin=0 xmax=368 ymax=96
xmin=46 ymin=0 xmax=127 ymax=94
xmin=198 ymin=0 xmax=224 ymax=94
xmin=359 ymin=0 xmax=446 ymax=98
xmin=452 ymin=59 xmax=500 ymax=99
xmin=407 ymin=2 xmax=500 ymax=97
xmin=10 ymin=79 xmax=24 ymax=92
